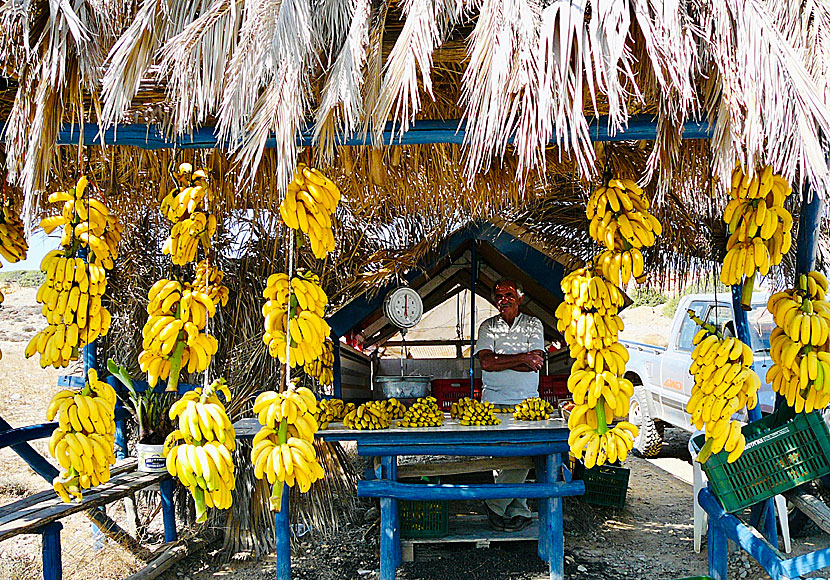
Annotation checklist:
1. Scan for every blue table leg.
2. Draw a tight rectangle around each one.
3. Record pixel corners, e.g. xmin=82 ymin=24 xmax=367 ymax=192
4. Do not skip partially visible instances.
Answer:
xmin=708 ymin=514 xmax=728 ymax=580
xmin=160 ymin=478 xmax=177 ymax=542
xmin=275 ymin=484 xmax=290 ymax=580
xmin=534 ymin=456 xmax=549 ymax=561
xmin=379 ymin=455 xmax=399 ymax=580
xmin=547 ymin=453 xmax=564 ymax=580
xmin=42 ymin=522 xmax=62 ymax=580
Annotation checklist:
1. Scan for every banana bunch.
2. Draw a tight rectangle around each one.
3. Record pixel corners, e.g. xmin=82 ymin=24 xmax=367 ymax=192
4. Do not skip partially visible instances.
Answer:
xmin=568 ymin=420 xmax=639 ymax=468
xmin=586 ymin=178 xmax=662 ymax=285
xmin=194 ymin=260 xmax=230 ymax=307
xmin=40 ymin=176 xmax=123 ymax=269
xmin=160 ymin=164 xmax=219 ymax=266
xmin=397 ymin=396 xmax=445 ymax=428
xmin=343 ymin=401 xmax=391 ymax=430
xmin=721 ymin=166 xmax=793 ymax=286
xmin=262 ymin=272 xmax=331 ymax=367
xmin=305 ymin=338 xmax=335 ymax=386
xmin=315 ymin=398 xmax=351 ymax=429
xmin=376 ymin=398 xmax=407 ymax=419
xmin=164 ymin=380 xmax=236 ymax=520
xmin=767 ymin=273 xmax=830 ymax=413
xmin=555 ymin=268 xmax=625 ymax=350
xmin=26 ymin=252 xmax=112 ymax=368
xmin=685 ymin=324 xmax=760 ymax=463
xmin=513 ymin=397 xmax=555 ymax=421
xmin=567 ymin=367 xmax=635 ymax=420
xmin=451 ymin=398 xmax=500 ymax=426
xmin=139 ymin=279 xmax=219 ymax=388
xmin=46 ymin=369 xmax=117 ymax=502
xmin=0 ymin=202 xmax=28 ymax=305
xmin=251 ymin=387 xmax=324 ymax=507
xmin=492 ymin=405 xmax=515 ymax=413
xmin=279 ymin=163 xmax=341 ymax=259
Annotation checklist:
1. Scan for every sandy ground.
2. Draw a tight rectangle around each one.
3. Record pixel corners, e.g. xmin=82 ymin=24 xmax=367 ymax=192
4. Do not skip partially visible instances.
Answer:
xmin=1 ymin=289 xmax=828 ymax=580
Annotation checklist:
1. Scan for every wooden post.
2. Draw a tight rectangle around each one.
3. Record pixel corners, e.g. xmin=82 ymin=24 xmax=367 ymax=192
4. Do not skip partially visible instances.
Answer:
xmin=160 ymin=478 xmax=177 ymax=543
xmin=274 ymin=483 xmax=290 ymax=580
xmin=469 ymin=242 xmax=477 ymax=398
xmin=106 ymin=377 xmax=128 ymax=460
xmin=333 ymin=340 xmax=342 ymax=400
xmin=41 ymin=522 xmax=62 ymax=580
xmin=547 ymin=453 xmax=564 ymax=580
xmin=534 ymin=456 xmax=548 ymax=561
xmin=379 ymin=455 xmax=398 ymax=580
xmin=707 ymin=513 xmax=728 ymax=580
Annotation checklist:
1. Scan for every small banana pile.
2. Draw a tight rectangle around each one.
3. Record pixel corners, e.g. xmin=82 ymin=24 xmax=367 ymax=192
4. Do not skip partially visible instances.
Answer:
xmin=397 ymin=396 xmax=445 ymax=427
xmin=587 ymin=178 xmax=662 ymax=286
xmin=451 ymin=398 xmax=500 ymax=426
xmin=492 ymin=405 xmax=515 ymax=413
xmin=164 ymin=380 xmax=236 ymax=521
xmin=721 ymin=166 xmax=793 ymax=287
xmin=251 ymin=388 xmax=325 ymax=508
xmin=513 ymin=397 xmax=555 ymax=421
xmin=767 ymin=272 xmax=830 ymax=413
xmin=194 ymin=259 xmax=230 ymax=307
xmin=279 ymin=163 xmax=341 ymax=259
xmin=26 ymin=252 xmax=113 ymax=368
xmin=0 ymin=202 xmax=28 ymax=306
xmin=305 ymin=338 xmax=335 ymax=386
xmin=343 ymin=401 xmax=391 ymax=430
xmin=450 ymin=397 xmax=490 ymax=418
xmin=139 ymin=279 xmax=219 ymax=388
xmin=262 ymin=271 xmax=330 ymax=367
xmin=46 ymin=369 xmax=117 ymax=502
xmin=160 ymin=163 xmax=219 ymax=266
xmin=375 ymin=398 xmax=407 ymax=419
xmin=40 ymin=176 xmax=123 ymax=269
xmin=686 ymin=317 xmax=760 ymax=464
xmin=315 ymin=398 xmax=352 ymax=429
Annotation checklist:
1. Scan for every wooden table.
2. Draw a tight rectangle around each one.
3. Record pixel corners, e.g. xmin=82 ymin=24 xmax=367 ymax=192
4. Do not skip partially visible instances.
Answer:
xmin=235 ymin=415 xmax=584 ymax=580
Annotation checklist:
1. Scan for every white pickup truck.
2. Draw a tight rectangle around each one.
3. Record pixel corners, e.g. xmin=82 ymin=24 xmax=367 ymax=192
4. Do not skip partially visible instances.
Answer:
xmin=623 ymin=293 xmax=775 ymax=457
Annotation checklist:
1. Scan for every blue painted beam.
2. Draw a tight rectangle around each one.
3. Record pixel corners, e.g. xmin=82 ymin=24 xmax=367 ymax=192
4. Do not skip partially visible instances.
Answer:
xmin=358 ymin=443 xmax=567 ymax=457
xmin=33 ymin=115 xmax=712 ymax=151
xmin=0 ymin=415 xmax=58 ymax=481
xmin=358 ymin=480 xmax=584 ymax=500
xmin=795 ymin=186 xmax=824 ymax=274
xmin=317 ymin=426 xmax=568 ymax=446
xmin=0 ymin=408 xmax=130 ymax=449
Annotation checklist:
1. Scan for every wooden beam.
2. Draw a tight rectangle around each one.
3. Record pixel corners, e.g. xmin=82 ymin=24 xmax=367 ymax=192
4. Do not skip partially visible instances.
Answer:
xmin=397 ymin=457 xmax=533 ymax=479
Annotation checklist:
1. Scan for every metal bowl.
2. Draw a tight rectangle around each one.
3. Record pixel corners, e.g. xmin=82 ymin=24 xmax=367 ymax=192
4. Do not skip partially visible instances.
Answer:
xmin=375 ymin=375 xmax=432 ymax=399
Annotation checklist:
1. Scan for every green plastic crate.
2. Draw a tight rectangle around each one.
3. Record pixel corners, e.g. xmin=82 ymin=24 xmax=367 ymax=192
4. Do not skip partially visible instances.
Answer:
xmin=573 ymin=461 xmax=630 ymax=508
xmin=691 ymin=411 xmax=830 ymax=513
xmin=399 ymin=500 xmax=449 ymax=539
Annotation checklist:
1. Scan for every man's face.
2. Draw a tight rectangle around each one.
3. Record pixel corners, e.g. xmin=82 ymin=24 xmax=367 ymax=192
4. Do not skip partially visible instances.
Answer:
xmin=494 ymin=282 xmax=522 ymax=320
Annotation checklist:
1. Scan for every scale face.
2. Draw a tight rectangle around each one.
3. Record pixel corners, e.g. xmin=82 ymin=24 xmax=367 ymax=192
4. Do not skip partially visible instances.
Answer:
xmin=384 ymin=287 xmax=423 ymax=329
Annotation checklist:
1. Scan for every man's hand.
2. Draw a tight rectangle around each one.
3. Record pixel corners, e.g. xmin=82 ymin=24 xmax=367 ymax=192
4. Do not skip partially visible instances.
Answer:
xmin=521 ymin=351 xmax=544 ymax=371
xmin=478 ymin=349 xmax=545 ymax=372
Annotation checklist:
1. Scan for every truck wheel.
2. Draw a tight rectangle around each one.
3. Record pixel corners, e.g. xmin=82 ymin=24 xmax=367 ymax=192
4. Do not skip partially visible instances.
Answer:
xmin=786 ymin=481 xmax=829 ymax=538
xmin=629 ymin=387 xmax=664 ymax=457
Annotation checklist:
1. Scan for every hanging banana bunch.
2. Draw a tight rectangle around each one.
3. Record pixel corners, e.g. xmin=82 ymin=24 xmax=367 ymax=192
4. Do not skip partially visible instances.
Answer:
xmin=138 ymin=279 xmax=219 ymax=389
xmin=279 ymin=163 xmax=341 ymax=260
xmin=721 ymin=166 xmax=793 ymax=300
xmin=251 ymin=387 xmax=325 ymax=510
xmin=46 ymin=369 xmax=117 ymax=502
xmin=0 ymin=201 xmax=28 ymax=305
xmin=587 ymin=178 xmax=662 ymax=286
xmin=305 ymin=338 xmax=335 ymax=386
xmin=194 ymin=259 xmax=230 ymax=307
xmin=685 ymin=312 xmax=761 ymax=464
xmin=262 ymin=271 xmax=330 ymax=367
xmin=766 ymin=272 xmax=830 ymax=414
xmin=27 ymin=176 xmax=120 ymax=368
xmin=161 ymin=163 xmax=218 ymax=266
xmin=163 ymin=379 xmax=236 ymax=521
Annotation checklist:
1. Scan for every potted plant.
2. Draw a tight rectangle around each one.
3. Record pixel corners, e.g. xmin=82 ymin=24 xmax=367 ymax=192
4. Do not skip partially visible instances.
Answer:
xmin=107 ymin=359 xmax=175 ymax=472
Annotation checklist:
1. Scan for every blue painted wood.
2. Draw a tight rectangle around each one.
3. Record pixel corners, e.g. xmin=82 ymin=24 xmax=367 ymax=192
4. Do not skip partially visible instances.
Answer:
xmin=379 ymin=456 xmax=397 ymax=580
xmin=548 ymin=453 xmax=564 ymax=580
xmin=274 ymin=484 xmax=291 ymax=580
xmin=318 ymin=426 xmax=569 ymax=447
xmin=29 ymin=115 xmax=712 ymax=151
xmin=41 ymin=522 xmax=63 ymax=580
xmin=534 ymin=456 xmax=548 ymax=561
xmin=358 ymin=480 xmax=584 ymax=500
xmin=82 ymin=341 xmax=97 ymax=379
xmin=332 ymin=340 xmax=342 ymax=399
xmin=780 ymin=545 xmax=830 ymax=578
xmin=357 ymin=443 xmax=567 ymax=457
xmin=707 ymin=516 xmax=728 ymax=580
xmin=57 ymin=376 xmax=85 ymax=388
xmin=470 ymin=242 xmax=477 ymax=397
xmin=0 ymin=415 xmax=59 ymax=481
xmin=795 ymin=185 xmax=824 ymax=275
xmin=160 ymin=478 xmax=177 ymax=543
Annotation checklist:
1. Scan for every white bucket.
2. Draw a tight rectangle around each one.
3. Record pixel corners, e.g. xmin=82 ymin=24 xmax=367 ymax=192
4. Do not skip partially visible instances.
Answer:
xmin=136 ymin=443 xmax=167 ymax=473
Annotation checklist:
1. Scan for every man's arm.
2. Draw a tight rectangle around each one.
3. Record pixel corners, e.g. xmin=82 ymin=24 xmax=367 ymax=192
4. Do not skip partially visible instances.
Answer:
xmin=478 ymin=349 xmax=545 ymax=372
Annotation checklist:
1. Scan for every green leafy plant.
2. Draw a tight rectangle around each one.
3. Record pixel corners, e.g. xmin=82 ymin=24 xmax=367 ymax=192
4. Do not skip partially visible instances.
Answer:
xmin=107 ymin=358 xmax=174 ymax=445
xmin=629 ymin=287 xmax=668 ymax=308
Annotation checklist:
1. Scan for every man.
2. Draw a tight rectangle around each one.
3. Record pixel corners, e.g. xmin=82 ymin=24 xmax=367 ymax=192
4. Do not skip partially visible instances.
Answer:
xmin=475 ymin=278 xmax=545 ymax=532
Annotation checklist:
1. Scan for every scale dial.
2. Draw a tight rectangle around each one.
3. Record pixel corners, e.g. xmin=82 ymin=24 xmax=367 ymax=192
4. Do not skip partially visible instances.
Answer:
xmin=384 ymin=287 xmax=423 ymax=329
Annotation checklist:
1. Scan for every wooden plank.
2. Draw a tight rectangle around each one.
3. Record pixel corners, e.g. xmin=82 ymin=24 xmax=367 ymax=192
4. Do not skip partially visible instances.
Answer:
xmin=123 ymin=533 xmax=213 ymax=580
xmin=402 ymin=514 xmax=538 ymax=560
xmin=397 ymin=457 xmax=533 ymax=478
xmin=783 ymin=487 xmax=830 ymax=536
xmin=359 ymin=480 xmax=584 ymax=501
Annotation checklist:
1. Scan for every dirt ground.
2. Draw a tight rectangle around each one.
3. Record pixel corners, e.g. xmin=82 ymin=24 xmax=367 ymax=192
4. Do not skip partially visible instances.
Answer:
xmin=1 ymin=292 xmax=828 ymax=580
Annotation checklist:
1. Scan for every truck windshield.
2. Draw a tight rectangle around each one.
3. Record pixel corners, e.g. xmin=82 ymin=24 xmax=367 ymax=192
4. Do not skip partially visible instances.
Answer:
xmin=704 ymin=304 xmax=773 ymax=351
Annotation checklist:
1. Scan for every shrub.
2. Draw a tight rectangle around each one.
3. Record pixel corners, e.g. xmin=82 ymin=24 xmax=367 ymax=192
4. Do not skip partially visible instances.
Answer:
xmin=629 ymin=287 xmax=668 ymax=308
xmin=0 ymin=270 xmax=44 ymax=288
xmin=663 ymin=277 xmax=730 ymax=318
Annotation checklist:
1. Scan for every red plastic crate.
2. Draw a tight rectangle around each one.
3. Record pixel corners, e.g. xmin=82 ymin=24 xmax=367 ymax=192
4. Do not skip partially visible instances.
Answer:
xmin=539 ymin=375 xmax=569 ymax=403
xmin=432 ymin=379 xmax=482 ymax=411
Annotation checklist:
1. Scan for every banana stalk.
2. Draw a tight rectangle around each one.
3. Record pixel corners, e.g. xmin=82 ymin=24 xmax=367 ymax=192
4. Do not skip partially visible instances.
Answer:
xmin=740 ymin=271 xmax=756 ymax=311
xmin=594 ymin=397 xmax=609 ymax=435
xmin=166 ymin=337 xmax=186 ymax=392
xmin=271 ymin=419 xmax=289 ymax=512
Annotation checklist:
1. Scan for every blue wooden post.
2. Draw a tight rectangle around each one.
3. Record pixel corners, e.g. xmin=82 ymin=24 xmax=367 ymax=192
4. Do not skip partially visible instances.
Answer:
xmin=274 ymin=483 xmax=291 ymax=580
xmin=379 ymin=455 xmax=399 ymax=580
xmin=333 ymin=339 xmax=342 ymax=400
xmin=534 ymin=456 xmax=549 ymax=561
xmin=547 ymin=453 xmax=564 ymax=580
xmin=41 ymin=522 xmax=62 ymax=580
xmin=707 ymin=511 xmax=728 ymax=580
xmin=469 ymin=242 xmax=477 ymax=398
xmin=105 ymin=377 xmax=128 ymax=459
xmin=160 ymin=478 xmax=177 ymax=542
